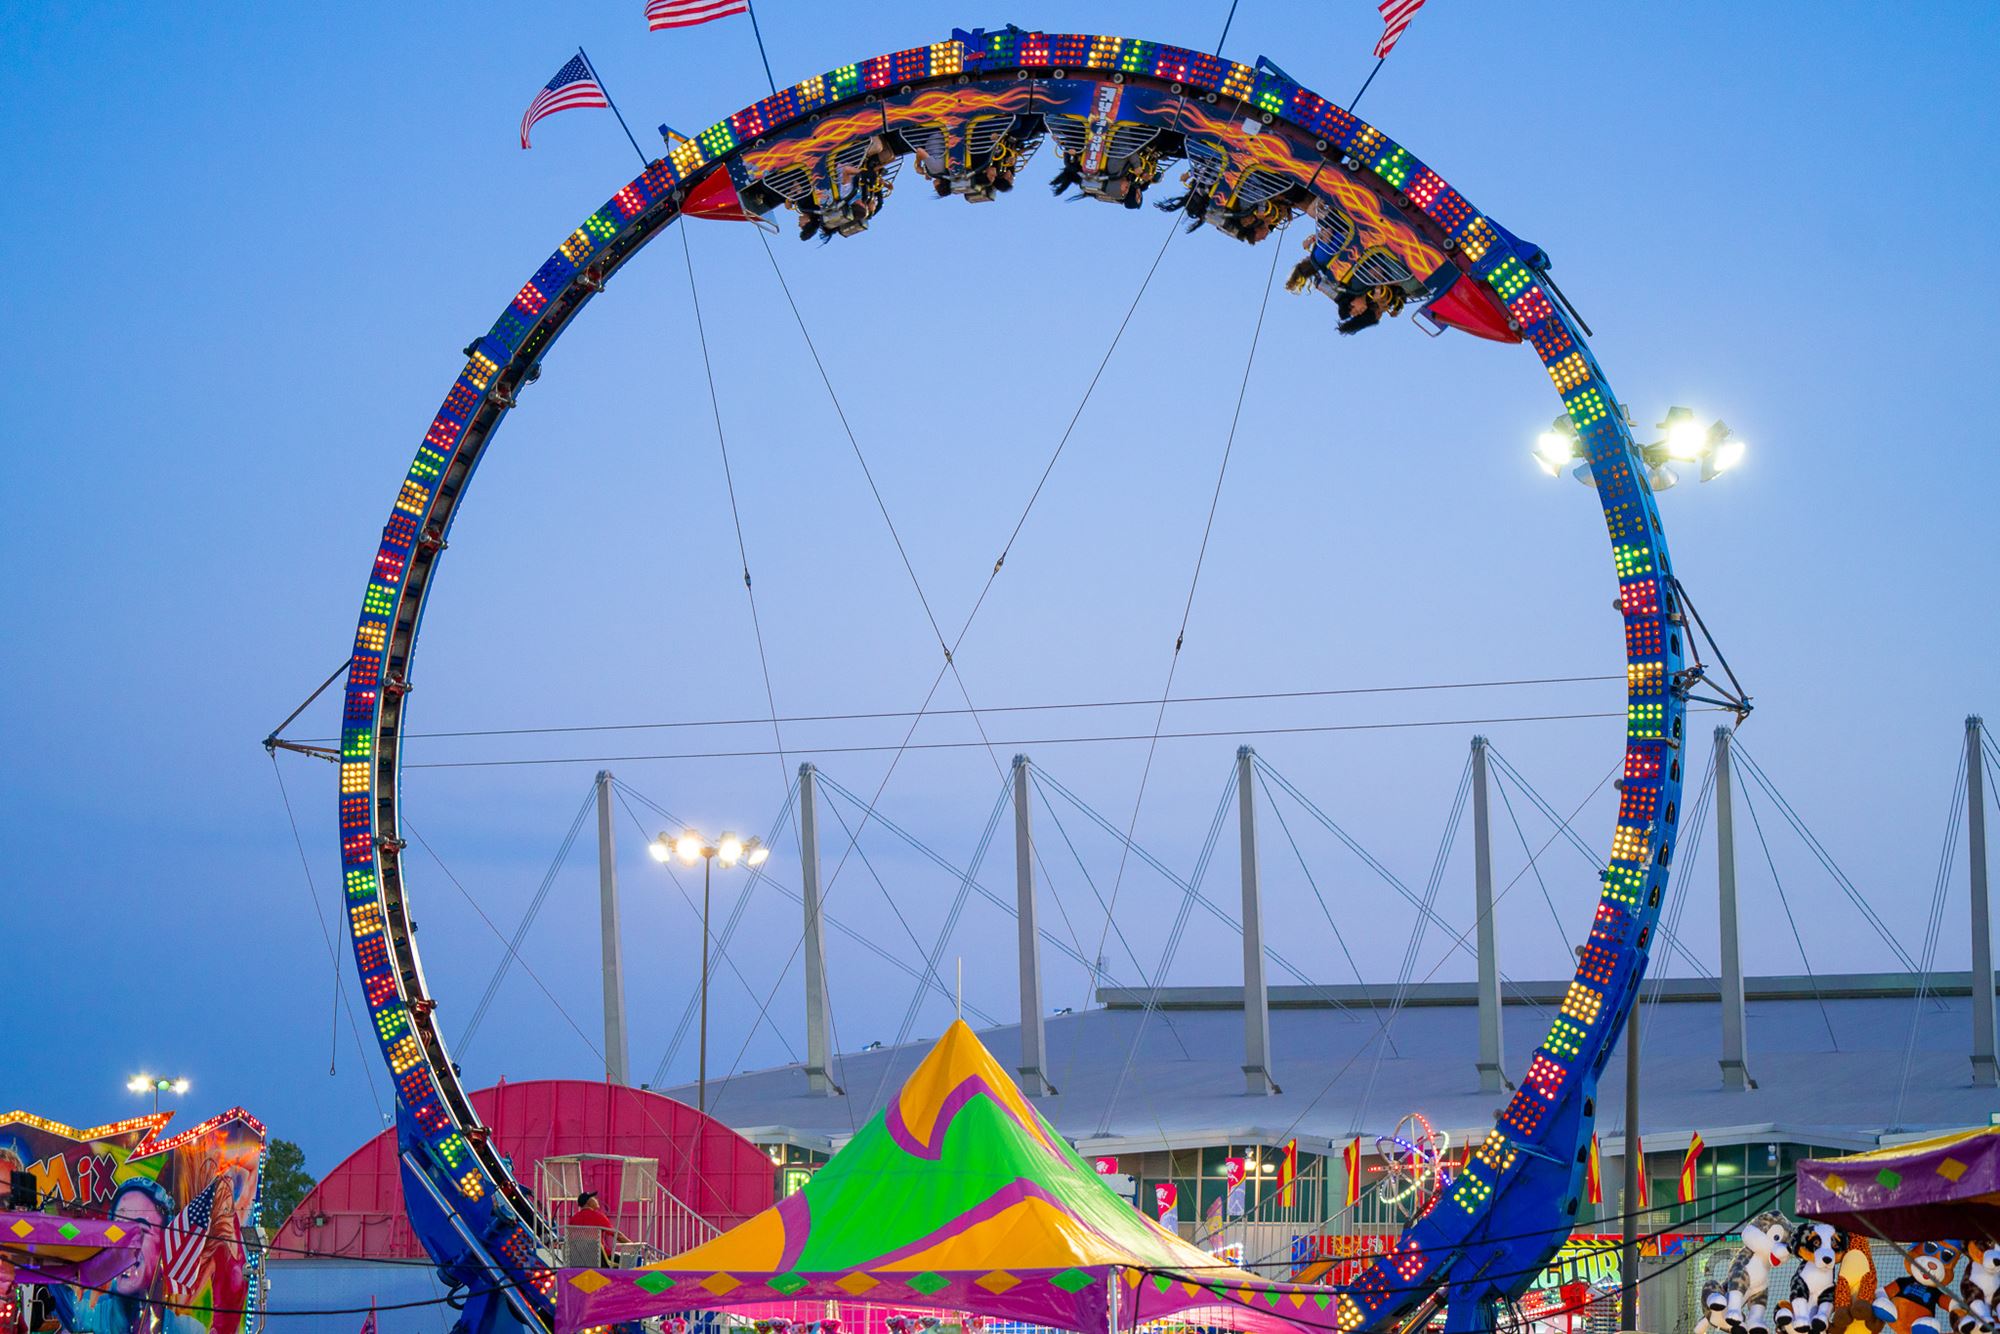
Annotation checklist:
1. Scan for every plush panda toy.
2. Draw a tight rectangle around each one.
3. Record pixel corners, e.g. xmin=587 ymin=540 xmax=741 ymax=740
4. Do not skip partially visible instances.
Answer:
xmin=1701 ymin=1213 xmax=1795 ymax=1334
xmin=1958 ymin=1240 xmax=1998 ymax=1334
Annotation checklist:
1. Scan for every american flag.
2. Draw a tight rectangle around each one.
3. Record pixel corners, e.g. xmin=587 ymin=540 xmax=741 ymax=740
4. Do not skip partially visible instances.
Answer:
xmin=521 ymin=54 xmax=611 ymax=150
xmin=1374 ymin=0 xmax=1428 ymax=58
xmin=646 ymin=0 xmax=749 ymax=31
xmin=162 ymin=1178 xmax=221 ymax=1293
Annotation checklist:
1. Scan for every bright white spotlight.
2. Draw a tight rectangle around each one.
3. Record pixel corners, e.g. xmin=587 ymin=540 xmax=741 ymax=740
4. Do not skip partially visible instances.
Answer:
xmin=128 ymin=1076 xmax=151 ymax=1093
xmin=1534 ymin=432 xmax=1572 ymax=469
xmin=649 ymin=835 xmax=672 ymax=863
xmin=675 ymin=832 xmax=704 ymax=864
xmin=716 ymin=833 xmax=744 ymax=867
xmin=745 ymin=840 xmax=769 ymax=867
xmin=172 ymin=1079 xmax=190 ymax=1095
xmin=1711 ymin=438 xmax=1746 ymax=473
xmin=1665 ymin=418 xmax=1708 ymax=461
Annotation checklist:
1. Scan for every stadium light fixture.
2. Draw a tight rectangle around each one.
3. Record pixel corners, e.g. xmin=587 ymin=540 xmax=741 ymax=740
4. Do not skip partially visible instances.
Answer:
xmin=650 ymin=827 xmax=771 ymax=1115
xmin=1531 ymin=405 xmax=1747 ymax=490
xmin=128 ymin=1074 xmax=190 ymax=1114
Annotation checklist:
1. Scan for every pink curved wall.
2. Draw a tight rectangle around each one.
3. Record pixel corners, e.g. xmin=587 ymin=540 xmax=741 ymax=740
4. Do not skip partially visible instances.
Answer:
xmin=275 ymin=1080 xmax=774 ymax=1260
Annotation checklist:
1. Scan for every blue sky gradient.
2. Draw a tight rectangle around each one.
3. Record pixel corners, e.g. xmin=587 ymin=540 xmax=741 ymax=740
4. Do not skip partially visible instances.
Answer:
xmin=2 ymin=3 xmax=1995 ymax=1168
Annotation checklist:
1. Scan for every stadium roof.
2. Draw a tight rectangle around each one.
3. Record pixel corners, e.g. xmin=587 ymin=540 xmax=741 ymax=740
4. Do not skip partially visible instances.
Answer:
xmin=669 ymin=973 xmax=1998 ymax=1156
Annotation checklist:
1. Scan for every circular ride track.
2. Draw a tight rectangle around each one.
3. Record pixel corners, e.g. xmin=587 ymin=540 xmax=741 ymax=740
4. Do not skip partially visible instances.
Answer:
xmin=333 ymin=27 xmax=1694 ymax=1334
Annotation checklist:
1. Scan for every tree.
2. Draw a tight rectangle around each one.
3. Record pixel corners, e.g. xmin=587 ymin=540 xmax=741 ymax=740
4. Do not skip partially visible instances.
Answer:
xmin=258 ymin=1139 xmax=314 ymax=1231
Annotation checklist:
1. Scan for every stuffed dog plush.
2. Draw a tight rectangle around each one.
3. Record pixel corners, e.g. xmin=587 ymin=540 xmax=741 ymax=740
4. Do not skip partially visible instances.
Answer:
xmin=1782 ymin=1224 xmax=1850 ymax=1333
xmin=1703 ymin=1213 xmax=1795 ymax=1334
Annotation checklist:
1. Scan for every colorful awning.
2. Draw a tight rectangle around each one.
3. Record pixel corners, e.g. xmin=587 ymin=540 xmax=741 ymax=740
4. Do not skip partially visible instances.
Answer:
xmin=1796 ymin=1125 xmax=2000 ymax=1241
xmin=556 ymin=1023 xmax=1342 ymax=1334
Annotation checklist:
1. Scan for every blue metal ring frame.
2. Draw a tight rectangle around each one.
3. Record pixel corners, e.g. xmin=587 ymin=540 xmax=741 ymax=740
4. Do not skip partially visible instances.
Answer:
xmin=334 ymin=28 xmax=1690 ymax=1334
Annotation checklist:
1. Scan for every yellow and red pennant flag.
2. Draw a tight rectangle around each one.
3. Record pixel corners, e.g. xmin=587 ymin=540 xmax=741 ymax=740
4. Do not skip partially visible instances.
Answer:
xmin=1633 ymin=1134 xmax=1649 ymax=1209
xmin=1278 ymin=1139 xmax=1298 ymax=1208
xmin=1342 ymin=1137 xmax=1363 ymax=1208
xmin=1585 ymin=1134 xmax=1602 ymax=1206
xmin=1677 ymin=1132 xmax=1704 ymax=1204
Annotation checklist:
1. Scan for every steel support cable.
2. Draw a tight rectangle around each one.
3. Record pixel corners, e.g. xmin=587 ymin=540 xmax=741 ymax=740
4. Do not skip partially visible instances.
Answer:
xmin=621 ymin=776 xmax=998 ymax=1028
xmin=1087 ymin=219 xmax=1291 ymax=1001
xmin=406 ymin=812 xmax=607 ymax=1067
xmin=1353 ymin=757 xmax=1472 ymax=1135
xmin=607 ymin=785 xmax=804 ymax=1067
xmin=268 ymin=754 xmax=388 ymax=1119
xmin=1485 ymin=746 xmax=1604 ymax=870
xmin=1032 ymin=761 xmax=1358 ymax=1009
xmin=1487 ymin=743 xmax=1714 ymax=982
xmin=679 ymin=223 xmax=793 ymax=801
xmin=1736 ymin=777 xmax=1840 ymax=1050
xmin=317 ymin=673 xmax=1623 ymax=745
xmin=1639 ymin=748 xmax=1717 ymax=1053
xmin=1095 ymin=765 xmax=1240 ymax=1137
xmin=813 ymin=769 xmax=1110 ymax=979
xmin=1251 ymin=767 xmax=1378 ymax=1032
xmin=869 ymin=776 xmax=1015 ymax=1113
xmin=726 ymin=214 xmax=1179 ymax=1031
xmin=1265 ymin=759 xmax=1617 ymax=1152
xmin=1730 ymin=742 xmax=1935 ymax=980
xmin=1029 ymin=768 xmax=1174 ymax=997
xmin=1253 ymin=755 xmax=1560 ymax=1009
xmin=455 ymin=785 xmax=598 ymax=1053
xmin=1890 ymin=748 xmax=1968 ymax=1131
xmin=399 ymin=708 xmax=1661 ymax=769
xmin=1025 ymin=768 xmax=1194 ymax=1078
xmin=1490 ymin=763 xmax=1575 ymax=956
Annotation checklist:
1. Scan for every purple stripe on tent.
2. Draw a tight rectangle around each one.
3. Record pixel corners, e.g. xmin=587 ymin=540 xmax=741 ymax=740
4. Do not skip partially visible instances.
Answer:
xmin=885 ymin=1075 xmax=1057 ymax=1162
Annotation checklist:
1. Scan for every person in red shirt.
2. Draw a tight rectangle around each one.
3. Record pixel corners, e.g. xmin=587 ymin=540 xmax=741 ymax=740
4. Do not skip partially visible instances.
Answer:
xmin=568 ymin=1192 xmax=621 ymax=1267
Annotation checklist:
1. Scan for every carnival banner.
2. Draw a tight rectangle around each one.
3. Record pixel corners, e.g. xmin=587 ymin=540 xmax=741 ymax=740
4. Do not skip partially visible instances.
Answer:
xmin=0 ymin=1109 xmax=268 ymax=1334
xmin=1223 ymin=1158 xmax=1247 ymax=1217
xmin=1154 ymin=1182 xmax=1179 ymax=1228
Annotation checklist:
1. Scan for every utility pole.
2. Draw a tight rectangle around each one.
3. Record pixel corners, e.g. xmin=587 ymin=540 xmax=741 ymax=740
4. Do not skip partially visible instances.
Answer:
xmin=595 ymin=770 xmax=630 ymax=1086
xmin=1716 ymin=728 xmax=1754 ymax=1090
xmin=1013 ymin=756 xmax=1053 ymax=1095
xmin=799 ymin=763 xmax=840 ymax=1094
xmin=1236 ymin=747 xmax=1278 ymax=1095
xmin=1471 ymin=737 xmax=1506 ymax=1093
xmin=1620 ymin=1004 xmax=1641 ymax=1332
xmin=1969 ymin=716 xmax=1997 ymax=1086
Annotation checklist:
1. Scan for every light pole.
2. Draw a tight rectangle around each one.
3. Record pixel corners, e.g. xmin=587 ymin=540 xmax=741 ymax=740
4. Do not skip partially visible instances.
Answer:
xmin=1533 ymin=405 xmax=1748 ymax=491
xmin=127 ymin=1074 xmax=189 ymax=1115
xmin=650 ymin=829 xmax=769 ymax=1116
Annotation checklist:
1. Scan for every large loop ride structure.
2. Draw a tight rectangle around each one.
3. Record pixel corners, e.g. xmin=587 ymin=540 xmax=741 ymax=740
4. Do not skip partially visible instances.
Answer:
xmin=333 ymin=27 xmax=1694 ymax=1334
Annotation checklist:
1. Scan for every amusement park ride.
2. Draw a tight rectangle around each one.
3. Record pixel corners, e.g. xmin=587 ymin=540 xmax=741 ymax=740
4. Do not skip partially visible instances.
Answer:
xmin=330 ymin=24 xmax=1715 ymax=1334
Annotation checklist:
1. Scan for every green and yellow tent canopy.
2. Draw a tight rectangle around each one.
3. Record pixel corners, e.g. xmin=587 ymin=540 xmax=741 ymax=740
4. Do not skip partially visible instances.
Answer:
xmin=556 ymin=1022 xmax=1346 ymax=1334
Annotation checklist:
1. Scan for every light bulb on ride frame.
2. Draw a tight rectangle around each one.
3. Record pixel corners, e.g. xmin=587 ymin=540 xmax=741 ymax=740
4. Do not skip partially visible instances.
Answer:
xmin=1533 ymin=432 xmax=1572 ymax=476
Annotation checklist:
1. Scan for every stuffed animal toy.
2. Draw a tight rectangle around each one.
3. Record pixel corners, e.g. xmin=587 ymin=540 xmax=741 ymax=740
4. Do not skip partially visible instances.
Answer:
xmin=1830 ymin=1234 xmax=1882 ymax=1334
xmin=1873 ymin=1240 xmax=1965 ymax=1334
xmin=1702 ymin=1212 xmax=1795 ymax=1334
xmin=1781 ymin=1224 xmax=1850 ymax=1333
xmin=1958 ymin=1240 xmax=1998 ymax=1334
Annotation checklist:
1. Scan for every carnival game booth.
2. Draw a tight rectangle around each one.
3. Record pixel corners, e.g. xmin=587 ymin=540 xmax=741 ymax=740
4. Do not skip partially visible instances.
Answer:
xmin=557 ymin=1024 xmax=1339 ymax=1334
xmin=1793 ymin=1128 xmax=1999 ymax=1334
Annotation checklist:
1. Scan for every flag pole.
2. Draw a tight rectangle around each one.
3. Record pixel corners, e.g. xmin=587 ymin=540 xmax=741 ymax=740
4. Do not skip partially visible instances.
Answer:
xmin=578 ymin=46 xmax=653 ymax=168
xmin=1347 ymin=57 xmax=1386 ymax=111
xmin=743 ymin=0 xmax=779 ymax=95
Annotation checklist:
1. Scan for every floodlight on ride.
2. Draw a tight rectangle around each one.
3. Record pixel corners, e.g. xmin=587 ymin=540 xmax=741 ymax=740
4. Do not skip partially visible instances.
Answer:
xmin=676 ymin=832 xmax=704 ymax=864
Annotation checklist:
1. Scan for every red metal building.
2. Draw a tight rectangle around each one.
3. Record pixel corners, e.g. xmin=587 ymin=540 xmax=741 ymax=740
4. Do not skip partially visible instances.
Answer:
xmin=275 ymin=1080 xmax=774 ymax=1261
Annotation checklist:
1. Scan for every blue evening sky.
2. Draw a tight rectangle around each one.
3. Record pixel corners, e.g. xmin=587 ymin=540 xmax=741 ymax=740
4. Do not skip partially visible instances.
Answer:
xmin=2 ymin=3 xmax=1995 ymax=1168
